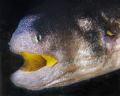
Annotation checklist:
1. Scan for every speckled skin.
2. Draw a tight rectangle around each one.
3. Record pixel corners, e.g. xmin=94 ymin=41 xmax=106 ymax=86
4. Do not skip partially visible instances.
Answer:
xmin=9 ymin=0 xmax=120 ymax=90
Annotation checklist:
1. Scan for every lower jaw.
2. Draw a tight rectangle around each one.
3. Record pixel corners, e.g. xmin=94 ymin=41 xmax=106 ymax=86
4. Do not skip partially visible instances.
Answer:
xmin=11 ymin=52 xmax=120 ymax=90
xmin=11 ymin=62 xmax=118 ymax=91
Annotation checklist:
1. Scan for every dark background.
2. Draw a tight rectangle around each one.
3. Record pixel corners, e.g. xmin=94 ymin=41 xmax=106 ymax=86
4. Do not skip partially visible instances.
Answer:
xmin=1 ymin=0 xmax=120 ymax=96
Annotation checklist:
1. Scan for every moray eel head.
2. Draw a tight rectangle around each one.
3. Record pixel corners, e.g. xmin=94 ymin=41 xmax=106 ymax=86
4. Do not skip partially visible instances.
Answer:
xmin=9 ymin=1 xmax=120 ymax=90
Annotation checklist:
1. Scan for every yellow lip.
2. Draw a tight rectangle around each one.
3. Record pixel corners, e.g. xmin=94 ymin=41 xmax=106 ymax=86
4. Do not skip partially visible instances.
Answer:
xmin=20 ymin=52 xmax=58 ymax=72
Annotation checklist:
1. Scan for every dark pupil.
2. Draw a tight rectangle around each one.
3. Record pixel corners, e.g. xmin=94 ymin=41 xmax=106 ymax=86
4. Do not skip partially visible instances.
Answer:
xmin=36 ymin=34 xmax=41 ymax=41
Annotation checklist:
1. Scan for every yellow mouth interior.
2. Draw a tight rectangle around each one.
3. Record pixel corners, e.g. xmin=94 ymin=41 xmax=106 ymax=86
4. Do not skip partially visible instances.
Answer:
xmin=20 ymin=52 xmax=58 ymax=72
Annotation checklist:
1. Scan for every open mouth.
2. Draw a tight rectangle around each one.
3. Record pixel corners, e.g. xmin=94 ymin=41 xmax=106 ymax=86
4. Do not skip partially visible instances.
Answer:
xmin=19 ymin=52 xmax=58 ymax=72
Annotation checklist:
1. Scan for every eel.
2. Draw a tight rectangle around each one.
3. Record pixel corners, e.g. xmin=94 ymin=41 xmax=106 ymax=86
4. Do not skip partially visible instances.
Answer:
xmin=9 ymin=0 xmax=120 ymax=90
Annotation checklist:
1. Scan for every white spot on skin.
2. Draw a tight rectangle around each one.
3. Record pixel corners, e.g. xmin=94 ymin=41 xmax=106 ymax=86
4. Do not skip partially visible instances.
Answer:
xmin=77 ymin=48 xmax=93 ymax=56
xmin=77 ymin=18 xmax=93 ymax=32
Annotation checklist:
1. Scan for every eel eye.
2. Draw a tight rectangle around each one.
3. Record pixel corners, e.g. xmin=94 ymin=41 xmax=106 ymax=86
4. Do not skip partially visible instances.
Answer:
xmin=106 ymin=30 xmax=114 ymax=37
xmin=32 ymin=35 xmax=42 ymax=43
xmin=37 ymin=34 xmax=42 ymax=41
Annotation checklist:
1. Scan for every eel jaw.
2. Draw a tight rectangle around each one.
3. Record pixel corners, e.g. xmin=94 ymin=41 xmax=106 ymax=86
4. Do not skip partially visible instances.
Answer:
xmin=20 ymin=52 xmax=58 ymax=72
